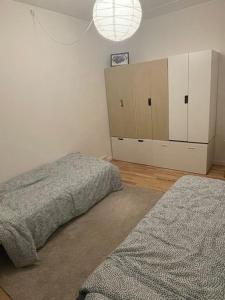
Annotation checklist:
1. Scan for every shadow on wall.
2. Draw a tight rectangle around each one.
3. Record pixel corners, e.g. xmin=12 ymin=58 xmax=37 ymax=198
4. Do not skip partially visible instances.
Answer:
xmin=215 ymin=53 xmax=225 ymax=164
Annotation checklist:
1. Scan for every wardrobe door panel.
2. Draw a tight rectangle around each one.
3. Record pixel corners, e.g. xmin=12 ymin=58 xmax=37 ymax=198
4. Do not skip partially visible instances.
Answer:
xmin=150 ymin=59 xmax=169 ymax=141
xmin=208 ymin=51 xmax=219 ymax=142
xmin=133 ymin=63 xmax=153 ymax=139
xmin=168 ymin=54 xmax=189 ymax=141
xmin=105 ymin=68 xmax=124 ymax=137
xmin=105 ymin=65 xmax=136 ymax=138
xmin=120 ymin=65 xmax=137 ymax=138
xmin=188 ymin=50 xmax=212 ymax=143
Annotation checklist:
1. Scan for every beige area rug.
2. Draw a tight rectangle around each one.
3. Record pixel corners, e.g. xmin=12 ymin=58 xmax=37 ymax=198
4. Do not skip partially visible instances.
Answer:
xmin=0 ymin=186 xmax=163 ymax=300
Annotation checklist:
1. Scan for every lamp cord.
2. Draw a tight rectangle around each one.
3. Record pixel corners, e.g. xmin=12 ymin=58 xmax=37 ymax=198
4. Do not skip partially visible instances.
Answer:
xmin=30 ymin=8 xmax=93 ymax=46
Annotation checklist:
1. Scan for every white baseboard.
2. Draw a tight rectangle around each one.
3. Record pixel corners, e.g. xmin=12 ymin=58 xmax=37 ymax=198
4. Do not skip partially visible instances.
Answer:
xmin=213 ymin=160 xmax=225 ymax=166
xmin=100 ymin=157 xmax=224 ymax=167
xmin=100 ymin=155 xmax=113 ymax=161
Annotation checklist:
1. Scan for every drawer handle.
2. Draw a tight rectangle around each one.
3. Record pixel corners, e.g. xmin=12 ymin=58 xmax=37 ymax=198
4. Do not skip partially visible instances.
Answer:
xmin=188 ymin=147 xmax=196 ymax=150
xmin=138 ymin=140 xmax=144 ymax=143
xmin=184 ymin=95 xmax=189 ymax=104
xmin=118 ymin=138 xmax=124 ymax=141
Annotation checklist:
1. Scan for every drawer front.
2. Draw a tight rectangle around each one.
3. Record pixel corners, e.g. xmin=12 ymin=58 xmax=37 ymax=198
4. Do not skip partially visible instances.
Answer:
xmin=111 ymin=138 xmax=153 ymax=165
xmin=112 ymin=138 xmax=208 ymax=174
xmin=182 ymin=144 xmax=208 ymax=174
xmin=153 ymin=141 xmax=208 ymax=174
xmin=152 ymin=141 xmax=173 ymax=169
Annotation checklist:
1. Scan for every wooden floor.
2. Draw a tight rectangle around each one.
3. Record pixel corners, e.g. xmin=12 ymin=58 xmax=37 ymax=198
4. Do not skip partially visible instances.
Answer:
xmin=0 ymin=288 xmax=11 ymax=300
xmin=112 ymin=160 xmax=225 ymax=193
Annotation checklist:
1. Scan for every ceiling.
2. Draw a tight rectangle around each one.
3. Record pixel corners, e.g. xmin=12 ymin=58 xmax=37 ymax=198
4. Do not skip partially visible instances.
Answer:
xmin=14 ymin=0 xmax=212 ymax=20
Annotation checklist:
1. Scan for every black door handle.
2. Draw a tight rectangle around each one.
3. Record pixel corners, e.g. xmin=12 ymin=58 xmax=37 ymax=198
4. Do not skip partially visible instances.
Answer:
xmin=148 ymin=98 xmax=152 ymax=106
xmin=185 ymin=95 xmax=189 ymax=104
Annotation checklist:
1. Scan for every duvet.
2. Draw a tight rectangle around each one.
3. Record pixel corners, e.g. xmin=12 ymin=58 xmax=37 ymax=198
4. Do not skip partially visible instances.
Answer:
xmin=0 ymin=153 xmax=122 ymax=268
xmin=79 ymin=176 xmax=225 ymax=300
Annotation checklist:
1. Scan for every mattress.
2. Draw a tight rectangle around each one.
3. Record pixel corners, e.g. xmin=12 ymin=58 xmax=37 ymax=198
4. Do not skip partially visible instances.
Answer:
xmin=0 ymin=153 xmax=122 ymax=268
xmin=79 ymin=176 xmax=225 ymax=300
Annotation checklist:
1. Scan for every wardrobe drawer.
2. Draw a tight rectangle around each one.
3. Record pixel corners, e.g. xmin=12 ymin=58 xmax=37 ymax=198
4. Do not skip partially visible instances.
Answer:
xmin=153 ymin=141 xmax=208 ymax=174
xmin=152 ymin=141 xmax=173 ymax=169
xmin=112 ymin=138 xmax=209 ymax=174
xmin=181 ymin=143 xmax=208 ymax=174
xmin=111 ymin=138 xmax=153 ymax=165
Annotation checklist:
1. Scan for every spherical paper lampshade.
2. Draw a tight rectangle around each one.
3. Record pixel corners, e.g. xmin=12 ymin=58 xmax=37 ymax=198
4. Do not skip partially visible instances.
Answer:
xmin=93 ymin=0 xmax=142 ymax=42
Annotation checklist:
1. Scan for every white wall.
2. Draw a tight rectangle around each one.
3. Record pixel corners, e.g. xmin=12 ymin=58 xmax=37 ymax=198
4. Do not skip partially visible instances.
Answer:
xmin=0 ymin=0 xmax=116 ymax=183
xmin=125 ymin=0 xmax=225 ymax=164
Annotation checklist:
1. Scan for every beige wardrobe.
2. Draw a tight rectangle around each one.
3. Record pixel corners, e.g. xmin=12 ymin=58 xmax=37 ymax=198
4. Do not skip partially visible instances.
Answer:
xmin=105 ymin=50 xmax=219 ymax=175
xmin=105 ymin=59 xmax=169 ymax=141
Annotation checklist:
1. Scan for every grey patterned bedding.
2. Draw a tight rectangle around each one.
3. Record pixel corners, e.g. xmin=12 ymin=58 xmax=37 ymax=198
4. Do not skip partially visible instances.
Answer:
xmin=0 ymin=153 xmax=122 ymax=268
xmin=79 ymin=176 xmax=225 ymax=300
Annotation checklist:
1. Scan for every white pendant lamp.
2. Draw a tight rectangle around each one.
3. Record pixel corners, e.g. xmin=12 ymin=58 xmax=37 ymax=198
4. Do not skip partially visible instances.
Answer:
xmin=93 ymin=0 xmax=142 ymax=42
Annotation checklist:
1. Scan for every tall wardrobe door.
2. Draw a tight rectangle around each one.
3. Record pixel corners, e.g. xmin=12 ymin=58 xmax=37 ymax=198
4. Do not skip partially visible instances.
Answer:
xmin=105 ymin=65 xmax=136 ymax=138
xmin=133 ymin=63 xmax=153 ymax=139
xmin=150 ymin=59 xmax=169 ymax=141
xmin=168 ymin=54 xmax=189 ymax=141
xmin=188 ymin=50 xmax=212 ymax=143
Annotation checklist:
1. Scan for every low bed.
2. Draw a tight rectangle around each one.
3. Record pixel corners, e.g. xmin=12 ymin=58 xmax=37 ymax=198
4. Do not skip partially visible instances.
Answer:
xmin=79 ymin=176 xmax=225 ymax=300
xmin=0 ymin=153 xmax=122 ymax=268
